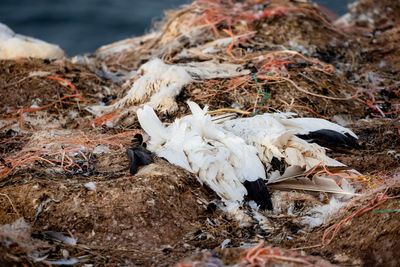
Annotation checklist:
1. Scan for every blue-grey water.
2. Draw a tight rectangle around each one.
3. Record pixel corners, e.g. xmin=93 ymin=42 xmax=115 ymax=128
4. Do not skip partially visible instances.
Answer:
xmin=0 ymin=0 xmax=354 ymax=56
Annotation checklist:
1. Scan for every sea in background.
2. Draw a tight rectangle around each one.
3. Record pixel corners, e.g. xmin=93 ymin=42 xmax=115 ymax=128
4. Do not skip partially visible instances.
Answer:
xmin=0 ymin=0 xmax=355 ymax=56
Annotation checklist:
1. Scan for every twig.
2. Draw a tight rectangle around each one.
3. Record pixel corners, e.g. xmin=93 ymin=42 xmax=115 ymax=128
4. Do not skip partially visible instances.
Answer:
xmin=290 ymin=244 xmax=322 ymax=251
xmin=0 ymin=193 xmax=20 ymax=217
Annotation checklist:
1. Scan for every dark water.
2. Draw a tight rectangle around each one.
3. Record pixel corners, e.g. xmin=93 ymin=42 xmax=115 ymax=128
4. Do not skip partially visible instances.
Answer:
xmin=0 ymin=0 xmax=354 ymax=56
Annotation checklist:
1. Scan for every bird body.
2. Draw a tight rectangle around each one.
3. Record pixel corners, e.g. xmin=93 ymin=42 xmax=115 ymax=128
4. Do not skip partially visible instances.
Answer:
xmin=137 ymin=102 xmax=266 ymax=205
xmin=138 ymin=106 xmax=192 ymax=171
xmin=137 ymin=101 xmax=358 ymax=214
xmin=86 ymin=59 xmax=250 ymax=116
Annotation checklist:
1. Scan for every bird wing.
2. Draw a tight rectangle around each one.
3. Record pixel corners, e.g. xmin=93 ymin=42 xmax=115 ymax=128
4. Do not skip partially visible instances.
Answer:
xmin=188 ymin=101 xmax=266 ymax=182
xmin=137 ymin=105 xmax=168 ymax=143
xmin=222 ymin=113 xmax=348 ymax=172
xmin=137 ymin=105 xmax=192 ymax=171
xmin=281 ymin=117 xmax=358 ymax=138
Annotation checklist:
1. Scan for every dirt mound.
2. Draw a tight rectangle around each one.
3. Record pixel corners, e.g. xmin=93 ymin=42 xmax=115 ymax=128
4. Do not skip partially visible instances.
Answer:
xmin=0 ymin=158 xmax=220 ymax=265
xmin=0 ymin=58 xmax=121 ymax=131
xmin=0 ymin=58 xmax=113 ymax=109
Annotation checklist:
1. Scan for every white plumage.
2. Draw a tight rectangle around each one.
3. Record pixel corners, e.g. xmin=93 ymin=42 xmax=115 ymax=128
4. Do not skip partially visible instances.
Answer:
xmin=113 ymin=59 xmax=250 ymax=113
xmin=116 ymin=58 xmax=193 ymax=113
xmin=87 ymin=58 xmax=250 ymax=115
xmin=278 ymin=116 xmax=357 ymax=138
xmin=137 ymin=102 xmax=266 ymax=205
xmin=222 ymin=113 xmax=356 ymax=172
xmin=137 ymin=101 xmax=358 ymax=219
xmin=86 ymin=58 xmax=192 ymax=115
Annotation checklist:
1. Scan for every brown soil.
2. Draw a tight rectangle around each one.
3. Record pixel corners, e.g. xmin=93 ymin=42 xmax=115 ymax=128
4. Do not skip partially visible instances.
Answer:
xmin=0 ymin=58 xmax=114 ymax=109
xmin=186 ymin=187 xmax=400 ymax=267
xmin=289 ymin=188 xmax=400 ymax=267
xmin=0 ymin=159 xmax=221 ymax=265
xmin=0 ymin=0 xmax=400 ymax=266
xmin=331 ymin=119 xmax=400 ymax=174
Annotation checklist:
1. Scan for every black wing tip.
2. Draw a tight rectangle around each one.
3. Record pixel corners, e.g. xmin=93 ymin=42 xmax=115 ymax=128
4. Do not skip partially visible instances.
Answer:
xmin=344 ymin=132 xmax=361 ymax=149
xmin=244 ymin=178 xmax=273 ymax=211
xmin=296 ymin=129 xmax=360 ymax=151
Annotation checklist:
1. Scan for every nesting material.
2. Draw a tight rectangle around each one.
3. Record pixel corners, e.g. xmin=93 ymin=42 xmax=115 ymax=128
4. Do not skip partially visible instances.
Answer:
xmin=184 ymin=31 xmax=257 ymax=56
xmin=270 ymin=191 xmax=350 ymax=229
xmin=0 ymin=23 xmax=64 ymax=60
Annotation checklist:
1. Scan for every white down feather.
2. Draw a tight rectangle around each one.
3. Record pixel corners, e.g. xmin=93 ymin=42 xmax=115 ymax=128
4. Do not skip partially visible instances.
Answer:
xmin=222 ymin=113 xmax=350 ymax=172
xmin=86 ymin=58 xmax=250 ymax=115
xmin=137 ymin=101 xmax=266 ymax=205
xmin=115 ymin=58 xmax=192 ymax=113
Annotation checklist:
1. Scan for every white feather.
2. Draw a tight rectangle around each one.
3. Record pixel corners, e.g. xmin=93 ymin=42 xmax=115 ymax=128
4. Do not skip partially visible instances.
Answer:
xmin=137 ymin=101 xmax=266 ymax=206
xmin=301 ymin=196 xmax=347 ymax=228
xmin=281 ymin=117 xmax=358 ymax=138
xmin=136 ymin=105 xmax=168 ymax=143
xmin=223 ymin=113 xmax=347 ymax=173
xmin=115 ymin=58 xmax=192 ymax=113
xmin=137 ymin=106 xmax=192 ymax=171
